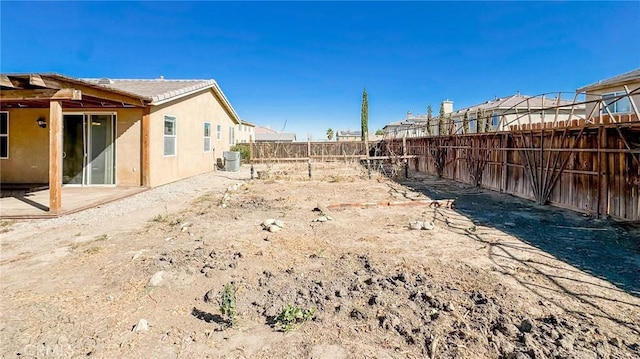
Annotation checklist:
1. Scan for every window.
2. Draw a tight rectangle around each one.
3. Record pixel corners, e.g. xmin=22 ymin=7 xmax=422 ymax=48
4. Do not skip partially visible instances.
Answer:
xmin=0 ymin=112 xmax=7 ymax=159
xmin=204 ymin=122 xmax=212 ymax=152
xmin=164 ymin=116 xmax=176 ymax=156
xmin=602 ymin=92 xmax=632 ymax=114
xmin=216 ymin=124 xmax=221 ymax=140
xmin=491 ymin=113 xmax=499 ymax=130
xmin=469 ymin=117 xmax=477 ymax=133
xmin=229 ymin=126 xmax=235 ymax=145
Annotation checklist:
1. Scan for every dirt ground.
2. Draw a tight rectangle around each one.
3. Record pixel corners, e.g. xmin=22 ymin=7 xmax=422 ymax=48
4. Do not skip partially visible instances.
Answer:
xmin=1 ymin=162 xmax=639 ymax=359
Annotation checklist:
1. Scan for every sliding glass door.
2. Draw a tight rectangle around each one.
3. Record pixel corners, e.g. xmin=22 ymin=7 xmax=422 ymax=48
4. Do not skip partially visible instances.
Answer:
xmin=62 ymin=114 xmax=116 ymax=185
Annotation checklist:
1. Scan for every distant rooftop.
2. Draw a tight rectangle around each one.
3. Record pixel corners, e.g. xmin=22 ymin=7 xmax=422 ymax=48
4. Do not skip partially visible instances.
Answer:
xmin=576 ymin=68 xmax=640 ymax=92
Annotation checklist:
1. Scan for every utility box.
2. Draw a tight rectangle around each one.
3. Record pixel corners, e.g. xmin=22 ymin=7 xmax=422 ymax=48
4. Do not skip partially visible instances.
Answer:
xmin=223 ymin=151 xmax=241 ymax=172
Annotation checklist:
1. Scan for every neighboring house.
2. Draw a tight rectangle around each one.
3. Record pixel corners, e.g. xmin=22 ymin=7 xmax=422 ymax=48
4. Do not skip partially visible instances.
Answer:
xmin=385 ymin=95 xmax=585 ymax=138
xmin=0 ymin=73 xmax=241 ymax=211
xmin=576 ymin=68 xmax=640 ymax=124
xmin=254 ymin=132 xmax=297 ymax=143
xmin=442 ymin=94 xmax=584 ymax=134
xmin=336 ymin=130 xmax=362 ymax=141
xmin=236 ymin=120 xmax=255 ymax=144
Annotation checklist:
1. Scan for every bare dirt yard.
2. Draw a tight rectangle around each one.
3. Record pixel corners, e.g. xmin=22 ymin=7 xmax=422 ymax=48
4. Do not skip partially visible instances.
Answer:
xmin=1 ymin=162 xmax=639 ymax=359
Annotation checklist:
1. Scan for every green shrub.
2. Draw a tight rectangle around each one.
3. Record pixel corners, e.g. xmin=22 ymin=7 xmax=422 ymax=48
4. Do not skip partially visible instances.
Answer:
xmin=219 ymin=283 xmax=237 ymax=327
xmin=275 ymin=305 xmax=316 ymax=332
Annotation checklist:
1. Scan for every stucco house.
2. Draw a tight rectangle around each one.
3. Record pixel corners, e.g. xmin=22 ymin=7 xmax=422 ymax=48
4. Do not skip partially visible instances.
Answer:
xmin=236 ymin=120 xmax=255 ymax=144
xmin=441 ymin=93 xmax=585 ymax=134
xmin=0 ymin=73 xmax=241 ymax=212
xmin=576 ymin=68 xmax=640 ymax=124
xmin=336 ymin=130 xmax=362 ymax=142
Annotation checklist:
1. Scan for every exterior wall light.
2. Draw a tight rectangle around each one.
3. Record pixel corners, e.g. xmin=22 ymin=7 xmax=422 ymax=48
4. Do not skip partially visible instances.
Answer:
xmin=36 ymin=116 xmax=47 ymax=128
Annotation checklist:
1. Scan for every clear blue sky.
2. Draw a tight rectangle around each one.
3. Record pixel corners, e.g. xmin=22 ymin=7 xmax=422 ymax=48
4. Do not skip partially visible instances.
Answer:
xmin=2 ymin=1 xmax=639 ymax=140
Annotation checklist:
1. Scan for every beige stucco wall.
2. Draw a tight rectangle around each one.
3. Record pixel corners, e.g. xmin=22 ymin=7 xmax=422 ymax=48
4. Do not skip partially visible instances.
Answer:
xmin=0 ymin=107 xmax=143 ymax=186
xmin=148 ymin=89 xmax=238 ymax=187
xmin=236 ymin=123 xmax=255 ymax=144
xmin=0 ymin=108 xmax=50 ymax=183
xmin=114 ymin=109 xmax=143 ymax=186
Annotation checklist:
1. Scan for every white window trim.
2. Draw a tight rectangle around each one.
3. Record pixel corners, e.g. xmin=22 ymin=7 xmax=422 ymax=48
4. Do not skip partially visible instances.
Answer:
xmin=228 ymin=126 xmax=235 ymax=145
xmin=164 ymin=115 xmax=177 ymax=157
xmin=204 ymin=122 xmax=212 ymax=153
xmin=0 ymin=111 xmax=8 ymax=159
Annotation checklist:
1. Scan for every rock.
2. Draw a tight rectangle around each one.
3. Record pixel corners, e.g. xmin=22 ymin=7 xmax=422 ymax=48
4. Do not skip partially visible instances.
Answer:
xmin=204 ymin=289 xmax=216 ymax=303
xmin=443 ymin=302 xmax=455 ymax=312
xmin=262 ymin=218 xmax=276 ymax=227
xmin=409 ymin=221 xmax=423 ymax=230
xmin=421 ymin=221 xmax=435 ymax=230
xmin=470 ymin=290 xmax=488 ymax=305
xmin=148 ymin=271 xmax=164 ymax=287
xmin=519 ymin=318 xmax=534 ymax=333
xmin=133 ymin=319 xmax=149 ymax=332
xmin=350 ymin=308 xmax=367 ymax=320
xmin=315 ymin=216 xmax=328 ymax=222
xmin=274 ymin=219 xmax=285 ymax=228
xmin=268 ymin=224 xmax=281 ymax=233
xmin=504 ymin=352 xmax=531 ymax=359
xmin=557 ymin=334 xmax=575 ymax=350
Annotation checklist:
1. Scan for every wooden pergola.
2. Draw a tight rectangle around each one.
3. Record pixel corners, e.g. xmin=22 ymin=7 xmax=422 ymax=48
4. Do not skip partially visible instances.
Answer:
xmin=0 ymin=74 xmax=150 ymax=212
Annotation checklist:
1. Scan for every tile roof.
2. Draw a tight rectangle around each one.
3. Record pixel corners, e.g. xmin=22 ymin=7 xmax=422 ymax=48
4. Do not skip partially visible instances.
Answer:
xmin=255 ymin=133 xmax=297 ymax=142
xmin=576 ymin=68 xmax=640 ymax=92
xmin=255 ymin=126 xmax=278 ymax=134
xmin=83 ymin=77 xmax=241 ymax=124
xmin=449 ymin=94 xmax=580 ymax=116
xmin=83 ymin=78 xmax=216 ymax=104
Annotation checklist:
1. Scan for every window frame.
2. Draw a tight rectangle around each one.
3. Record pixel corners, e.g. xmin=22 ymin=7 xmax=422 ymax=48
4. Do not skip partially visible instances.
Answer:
xmin=602 ymin=91 xmax=632 ymax=114
xmin=0 ymin=112 xmax=8 ymax=159
xmin=203 ymin=122 xmax=212 ymax=152
xmin=163 ymin=115 xmax=177 ymax=157
xmin=216 ymin=124 xmax=221 ymax=140
xmin=491 ymin=113 xmax=499 ymax=130
xmin=228 ymin=126 xmax=235 ymax=145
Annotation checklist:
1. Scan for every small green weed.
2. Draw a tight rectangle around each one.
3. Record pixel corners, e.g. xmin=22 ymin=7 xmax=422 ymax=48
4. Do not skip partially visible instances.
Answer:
xmin=219 ymin=283 xmax=237 ymax=328
xmin=84 ymin=246 xmax=102 ymax=254
xmin=94 ymin=234 xmax=108 ymax=241
xmin=151 ymin=212 xmax=169 ymax=223
xmin=275 ymin=305 xmax=316 ymax=332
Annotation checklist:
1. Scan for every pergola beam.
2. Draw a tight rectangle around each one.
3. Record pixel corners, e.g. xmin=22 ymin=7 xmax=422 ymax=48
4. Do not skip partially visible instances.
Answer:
xmin=0 ymin=88 xmax=82 ymax=101
xmin=0 ymin=74 xmax=17 ymax=88
xmin=30 ymin=74 xmax=61 ymax=89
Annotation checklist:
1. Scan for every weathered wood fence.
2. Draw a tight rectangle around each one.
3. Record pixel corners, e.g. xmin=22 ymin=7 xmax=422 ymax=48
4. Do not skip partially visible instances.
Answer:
xmin=246 ymin=141 xmax=374 ymax=162
xmin=384 ymin=123 xmax=640 ymax=222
